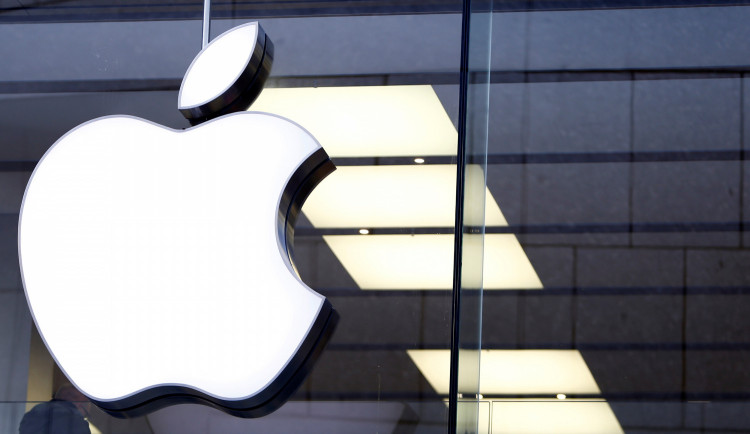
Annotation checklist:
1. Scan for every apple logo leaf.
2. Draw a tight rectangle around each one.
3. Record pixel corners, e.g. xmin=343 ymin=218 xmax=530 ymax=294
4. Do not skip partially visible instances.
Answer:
xmin=179 ymin=22 xmax=273 ymax=126
xmin=18 ymin=22 xmax=338 ymax=419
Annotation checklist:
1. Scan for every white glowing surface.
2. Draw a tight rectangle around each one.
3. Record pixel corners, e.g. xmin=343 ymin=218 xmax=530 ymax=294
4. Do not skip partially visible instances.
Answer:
xmin=406 ymin=350 xmax=600 ymax=395
xmin=491 ymin=400 xmax=623 ymax=434
xmin=251 ymin=86 xmax=458 ymax=157
xmin=455 ymin=399 xmax=623 ymax=433
xmin=303 ymin=165 xmax=506 ymax=228
xmin=324 ymin=234 xmax=542 ymax=290
xmin=19 ymin=113 xmax=325 ymax=401
xmin=179 ymin=22 xmax=259 ymax=109
xmin=88 ymin=420 xmax=103 ymax=434
xmin=478 ymin=401 xmax=491 ymax=434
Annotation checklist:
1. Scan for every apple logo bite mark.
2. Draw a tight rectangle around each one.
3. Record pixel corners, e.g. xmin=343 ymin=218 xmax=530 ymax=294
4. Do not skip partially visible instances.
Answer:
xmin=18 ymin=22 xmax=338 ymax=418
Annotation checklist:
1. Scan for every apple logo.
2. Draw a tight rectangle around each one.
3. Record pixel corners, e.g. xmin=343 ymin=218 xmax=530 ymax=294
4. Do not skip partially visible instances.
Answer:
xmin=18 ymin=22 xmax=337 ymax=418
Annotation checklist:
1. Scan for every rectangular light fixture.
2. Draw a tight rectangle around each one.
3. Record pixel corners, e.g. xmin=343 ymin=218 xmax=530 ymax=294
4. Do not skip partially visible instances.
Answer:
xmin=251 ymin=85 xmax=458 ymax=157
xmin=256 ymin=85 xmax=542 ymax=291
xmin=408 ymin=350 xmax=623 ymax=433
xmin=489 ymin=399 xmax=623 ymax=434
xmin=303 ymin=165 xmax=506 ymax=228
xmin=324 ymin=234 xmax=542 ymax=290
xmin=406 ymin=349 xmax=601 ymax=395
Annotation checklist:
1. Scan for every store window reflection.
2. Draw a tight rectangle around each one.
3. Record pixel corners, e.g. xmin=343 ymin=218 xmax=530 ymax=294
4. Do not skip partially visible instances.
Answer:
xmin=20 ymin=384 xmax=92 ymax=434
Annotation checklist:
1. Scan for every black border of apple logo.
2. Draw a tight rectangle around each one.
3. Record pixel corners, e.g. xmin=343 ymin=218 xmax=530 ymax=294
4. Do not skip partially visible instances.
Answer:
xmin=20 ymin=22 xmax=339 ymax=419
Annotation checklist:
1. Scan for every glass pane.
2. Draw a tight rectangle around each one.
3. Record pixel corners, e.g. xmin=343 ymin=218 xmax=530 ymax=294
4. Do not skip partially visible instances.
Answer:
xmin=453 ymin=1 xmax=494 ymax=433
xmin=0 ymin=3 xmax=465 ymax=433
xmin=480 ymin=2 xmax=750 ymax=433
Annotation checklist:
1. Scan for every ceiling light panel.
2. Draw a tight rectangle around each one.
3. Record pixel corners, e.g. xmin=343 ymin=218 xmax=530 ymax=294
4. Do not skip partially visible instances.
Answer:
xmin=490 ymin=400 xmax=623 ymax=434
xmin=256 ymin=85 xmax=542 ymax=291
xmin=406 ymin=349 xmax=600 ymax=395
xmin=251 ymin=85 xmax=458 ymax=157
xmin=323 ymin=234 xmax=542 ymax=290
xmin=303 ymin=165 xmax=506 ymax=228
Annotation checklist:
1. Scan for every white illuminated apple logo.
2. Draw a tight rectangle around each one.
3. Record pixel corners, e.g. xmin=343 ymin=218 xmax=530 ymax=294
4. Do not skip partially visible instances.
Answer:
xmin=18 ymin=22 xmax=337 ymax=418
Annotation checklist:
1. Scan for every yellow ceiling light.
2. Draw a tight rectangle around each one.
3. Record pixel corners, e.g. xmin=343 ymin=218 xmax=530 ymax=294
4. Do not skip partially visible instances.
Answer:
xmin=251 ymin=85 xmax=458 ymax=157
xmin=490 ymin=400 xmax=623 ymax=434
xmin=459 ymin=399 xmax=623 ymax=434
xmin=256 ymin=86 xmax=542 ymax=291
xmin=407 ymin=350 xmax=600 ymax=395
xmin=323 ymin=234 xmax=542 ymax=290
xmin=303 ymin=165 xmax=506 ymax=228
xmin=459 ymin=399 xmax=622 ymax=434
xmin=409 ymin=350 xmax=623 ymax=432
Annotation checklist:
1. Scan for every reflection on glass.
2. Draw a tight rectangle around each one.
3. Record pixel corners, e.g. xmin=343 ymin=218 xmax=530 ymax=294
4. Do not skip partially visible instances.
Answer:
xmin=452 ymin=0 xmax=494 ymax=432
xmin=20 ymin=384 xmax=94 ymax=434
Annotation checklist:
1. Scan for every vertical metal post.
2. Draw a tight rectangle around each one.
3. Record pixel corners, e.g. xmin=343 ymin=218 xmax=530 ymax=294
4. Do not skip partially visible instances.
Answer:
xmin=448 ymin=0 xmax=473 ymax=431
xmin=202 ymin=0 xmax=211 ymax=48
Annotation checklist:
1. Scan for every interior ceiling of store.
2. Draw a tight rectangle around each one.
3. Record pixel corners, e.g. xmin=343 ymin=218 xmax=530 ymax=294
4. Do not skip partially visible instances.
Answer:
xmin=2 ymin=5 xmax=750 ymax=433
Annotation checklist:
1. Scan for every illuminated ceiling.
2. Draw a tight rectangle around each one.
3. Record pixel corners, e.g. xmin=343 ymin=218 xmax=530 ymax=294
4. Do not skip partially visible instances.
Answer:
xmin=253 ymin=85 xmax=544 ymax=291
xmin=408 ymin=349 xmax=624 ymax=433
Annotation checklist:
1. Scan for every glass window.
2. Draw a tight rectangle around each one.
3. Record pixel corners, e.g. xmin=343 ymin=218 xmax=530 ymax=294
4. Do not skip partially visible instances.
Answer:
xmin=470 ymin=3 xmax=750 ymax=433
xmin=0 ymin=2 xmax=465 ymax=433
xmin=3 ymin=0 xmax=749 ymax=433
